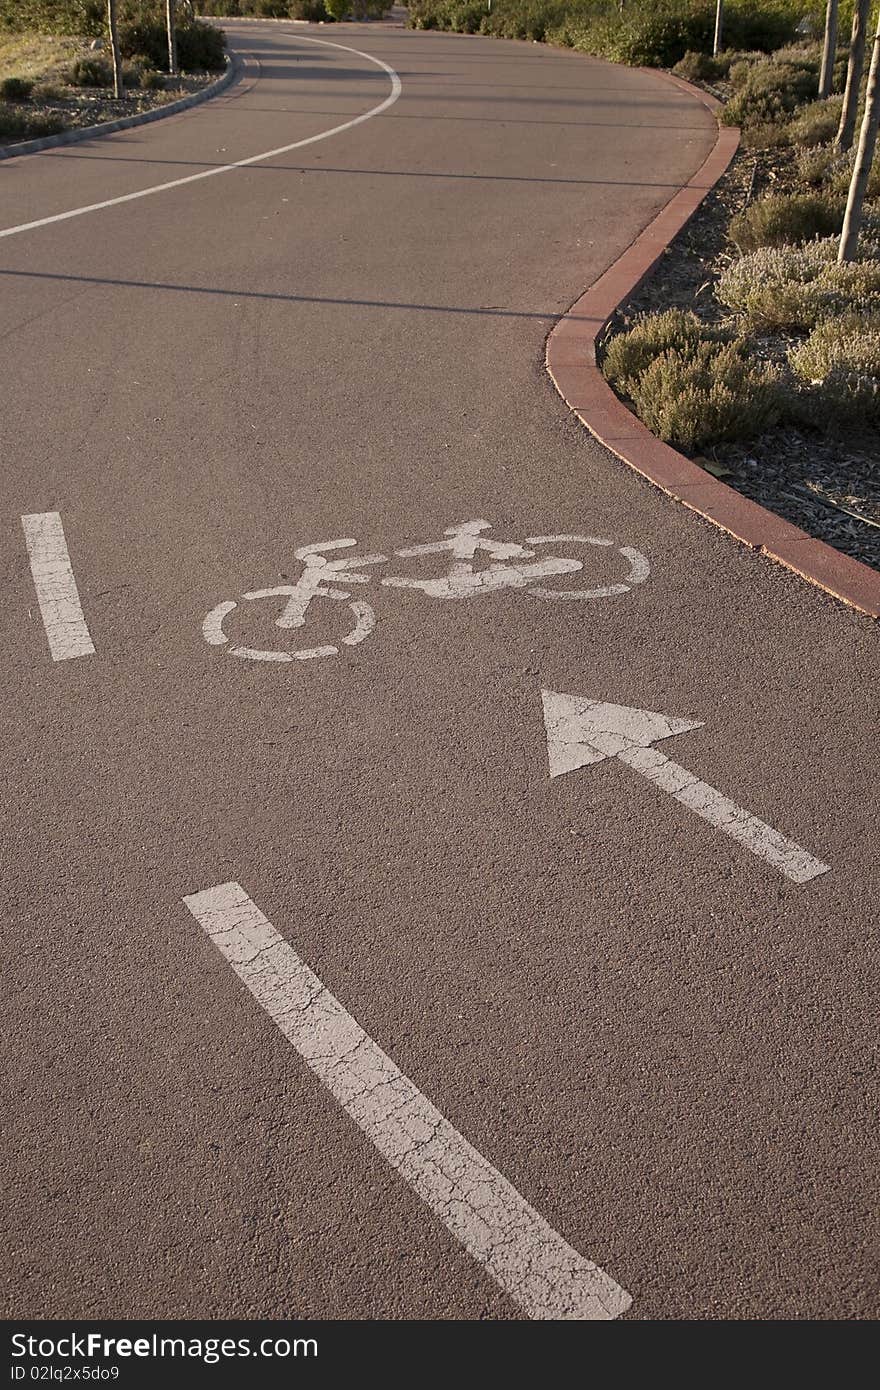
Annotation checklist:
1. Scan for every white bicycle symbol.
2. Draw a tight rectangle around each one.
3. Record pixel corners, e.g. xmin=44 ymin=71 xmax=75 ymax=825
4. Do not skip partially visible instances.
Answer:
xmin=202 ymin=519 xmax=650 ymax=663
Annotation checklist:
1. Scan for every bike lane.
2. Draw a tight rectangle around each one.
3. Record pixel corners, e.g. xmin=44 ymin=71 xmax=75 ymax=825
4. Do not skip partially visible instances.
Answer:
xmin=2 ymin=22 xmax=878 ymax=1320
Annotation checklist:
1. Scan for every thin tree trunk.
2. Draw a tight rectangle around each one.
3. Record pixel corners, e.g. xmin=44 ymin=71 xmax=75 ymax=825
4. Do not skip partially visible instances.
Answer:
xmin=107 ymin=0 xmax=123 ymax=100
xmin=836 ymin=0 xmax=871 ymax=152
xmin=713 ymin=0 xmax=724 ymax=58
xmin=839 ymin=12 xmax=880 ymax=261
xmin=166 ymin=0 xmax=178 ymax=76
xmin=820 ymin=0 xmax=840 ymax=98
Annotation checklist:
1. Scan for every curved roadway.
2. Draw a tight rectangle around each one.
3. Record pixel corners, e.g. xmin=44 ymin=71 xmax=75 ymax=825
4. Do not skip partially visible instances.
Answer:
xmin=2 ymin=19 xmax=877 ymax=1321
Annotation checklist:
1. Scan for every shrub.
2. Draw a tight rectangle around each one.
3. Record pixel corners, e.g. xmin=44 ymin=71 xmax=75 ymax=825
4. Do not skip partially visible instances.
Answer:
xmin=626 ymin=340 xmax=783 ymax=448
xmin=722 ymin=57 xmax=819 ymax=128
xmin=603 ymin=309 xmax=728 ymax=388
xmin=177 ymin=21 xmax=227 ymax=72
xmin=119 ymin=18 xmax=225 ymax=73
xmin=139 ymin=68 xmax=165 ymax=90
xmin=0 ymin=104 xmax=65 ymax=139
xmin=717 ymin=240 xmax=880 ymax=330
xmin=0 ymin=76 xmax=34 ymax=101
xmin=729 ymin=192 xmax=844 ymax=251
xmin=828 ymin=149 xmax=880 ymax=201
xmin=789 ymin=319 xmax=880 ymax=422
xmin=30 ymin=81 xmax=66 ymax=101
xmin=795 ymin=143 xmax=838 ymax=187
xmin=67 ymin=55 xmax=112 ymax=87
xmin=786 ymin=96 xmax=843 ymax=148
xmin=789 ymin=316 xmax=880 ymax=379
xmin=289 ymin=0 xmax=330 ymax=15
xmin=673 ymin=49 xmax=724 ymax=82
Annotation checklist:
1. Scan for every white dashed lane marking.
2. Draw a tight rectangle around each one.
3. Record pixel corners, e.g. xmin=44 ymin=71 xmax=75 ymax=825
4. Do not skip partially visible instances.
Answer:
xmin=183 ymin=880 xmax=632 ymax=1321
xmin=0 ymin=37 xmax=402 ymax=242
xmin=21 ymin=511 xmax=95 ymax=662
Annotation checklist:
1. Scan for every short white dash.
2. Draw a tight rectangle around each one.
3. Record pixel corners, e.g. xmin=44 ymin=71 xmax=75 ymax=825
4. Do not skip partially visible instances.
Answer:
xmin=183 ymin=881 xmax=632 ymax=1321
xmin=22 ymin=512 xmax=95 ymax=662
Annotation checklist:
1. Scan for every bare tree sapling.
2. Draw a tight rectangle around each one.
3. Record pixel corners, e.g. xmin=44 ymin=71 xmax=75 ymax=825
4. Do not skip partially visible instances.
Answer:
xmin=837 ymin=0 xmax=871 ymax=151
xmin=839 ymin=8 xmax=880 ymax=261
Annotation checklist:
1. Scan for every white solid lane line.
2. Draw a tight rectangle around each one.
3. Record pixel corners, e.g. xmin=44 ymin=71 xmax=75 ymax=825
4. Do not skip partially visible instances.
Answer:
xmin=0 ymin=37 xmax=402 ymax=242
xmin=183 ymin=881 xmax=632 ymax=1321
xmin=21 ymin=511 xmax=95 ymax=662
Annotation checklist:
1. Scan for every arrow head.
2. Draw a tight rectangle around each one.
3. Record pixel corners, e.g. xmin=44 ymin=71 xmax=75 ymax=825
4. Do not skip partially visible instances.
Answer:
xmin=541 ymin=689 xmax=703 ymax=779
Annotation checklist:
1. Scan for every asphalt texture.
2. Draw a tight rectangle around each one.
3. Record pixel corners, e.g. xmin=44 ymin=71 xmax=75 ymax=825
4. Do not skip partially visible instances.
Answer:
xmin=2 ymin=20 xmax=878 ymax=1322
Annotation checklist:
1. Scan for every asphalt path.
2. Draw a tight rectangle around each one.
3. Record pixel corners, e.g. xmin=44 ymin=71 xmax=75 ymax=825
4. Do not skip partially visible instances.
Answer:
xmin=2 ymin=19 xmax=878 ymax=1321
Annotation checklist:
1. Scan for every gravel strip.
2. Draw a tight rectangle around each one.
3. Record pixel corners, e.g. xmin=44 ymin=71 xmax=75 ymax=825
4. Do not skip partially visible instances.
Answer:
xmin=0 ymin=73 xmax=217 ymax=147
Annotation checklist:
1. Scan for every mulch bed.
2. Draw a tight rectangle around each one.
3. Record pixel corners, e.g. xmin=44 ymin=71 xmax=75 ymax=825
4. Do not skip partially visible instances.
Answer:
xmin=601 ymin=143 xmax=880 ymax=572
xmin=0 ymin=73 xmax=215 ymax=146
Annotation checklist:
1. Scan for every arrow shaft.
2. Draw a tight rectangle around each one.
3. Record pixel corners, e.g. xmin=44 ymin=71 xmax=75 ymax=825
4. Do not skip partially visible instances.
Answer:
xmin=617 ymin=746 xmax=830 ymax=885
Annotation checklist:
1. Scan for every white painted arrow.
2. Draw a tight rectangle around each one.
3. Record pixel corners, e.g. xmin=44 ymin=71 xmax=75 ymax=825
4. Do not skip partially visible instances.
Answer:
xmin=542 ymin=690 xmax=830 ymax=885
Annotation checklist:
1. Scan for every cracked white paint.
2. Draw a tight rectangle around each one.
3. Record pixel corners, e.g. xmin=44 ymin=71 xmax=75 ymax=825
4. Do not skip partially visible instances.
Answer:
xmin=183 ymin=881 xmax=632 ymax=1321
xmin=22 ymin=512 xmax=95 ymax=661
xmin=542 ymin=690 xmax=830 ymax=885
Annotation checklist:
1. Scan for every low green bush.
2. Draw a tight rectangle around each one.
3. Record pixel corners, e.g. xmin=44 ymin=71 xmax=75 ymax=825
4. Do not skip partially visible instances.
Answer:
xmin=139 ymin=68 xmax=165 ymax=90
xmin=729 ymin=192 xmax=844 ymax=252
xmin=289 ymin=0 xmax=332 ymax=14
xmin=626 ymin=339 xmax=783 ymax=448
xmin=119 ymin=18 xmax=226 ymax=73
xmin=603 ymin=308 xmax=728 ymax=388
xmin=789 ymin=318 xmax=880 ymax=422
xmin=722 ymin=56 xmax=819 ymax=128
xmin=408 ymin=2 xmax=797 ymax=65
xmin=30 ymin=81 xmax=66 ymax=101
xmin=785 ymin=96 xmax=843 ymax=148
xmin=67 ymin=55 xmax=112 ymax=87
xmin=717 ymin=240 xmax=880 ymax=330
xmin=195 ymin=0 xmax=364 ymax=13
xmin=795 ymin=145 xmax=880 ymax=198
xmin=672 ymin=49 xmax=724 ymax=82
xmin=0 ymin=76 xmax=34 ymax=101
xmin=0 ymin=103 xmax=65 ymax=139
xmin=789 ymin=316 xmax=880 ymax=379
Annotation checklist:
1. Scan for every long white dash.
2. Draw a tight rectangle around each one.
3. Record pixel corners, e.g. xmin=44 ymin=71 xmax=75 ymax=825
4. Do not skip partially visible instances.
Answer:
xmin=183 ymin=880 xmax=632 ymax=1321
xmin=22 ymin=511 xmax=95 ymax=661
xmin=0 ymin=37 xmax=402 ymax=241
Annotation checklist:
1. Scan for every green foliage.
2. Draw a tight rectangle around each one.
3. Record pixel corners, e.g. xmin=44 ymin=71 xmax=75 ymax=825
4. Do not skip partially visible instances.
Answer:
xmin=729 ymin=192 xmax=844 ymax=252
xmin=118 ymin=15 xmax=225 ymax=72
xmin=68 ymin=54 xmax=112 ymax=85
xmin=408 ymin=2 xmax=800 ymax=66
xmin=790 ymin=315 xmax=880 ymax=377
xmin=0 ymin=74 xmax=35 ymax=98
xmin=626 ymin=339 xmax=783 ymax=448
xmin=722 ymin=55 xmax=819 ymax=128
xmin=785 ymin=95 xmax=843 ymax=147
xmin=139 ymin=66 xmax=164 ymax=89
xmin=0 ymin=2 xmax=105 ymax=38
xmin=602 ymin=309 xmax=781 ymax=448
xmin=788 ymin=317 xmax=880 ymax=421
xmin=190 ymin=0 xmax=374 ymax=15
xmin=0 ymin=100 xmax=65 ymax=137
xmin=717 ymin=240 xmax=880 ymax=331
xmin=672 ymin=49 xmax=724 ymax=82
xmin=30 ymin=80 xmax=65 ymax=98
xmin=603 ymin=309 xmax=728 ymax=387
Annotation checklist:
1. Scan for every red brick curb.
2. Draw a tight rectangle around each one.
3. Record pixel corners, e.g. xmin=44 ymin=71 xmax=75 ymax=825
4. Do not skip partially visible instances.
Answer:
xmin=546 ymin=70 xmax=880 ymax=620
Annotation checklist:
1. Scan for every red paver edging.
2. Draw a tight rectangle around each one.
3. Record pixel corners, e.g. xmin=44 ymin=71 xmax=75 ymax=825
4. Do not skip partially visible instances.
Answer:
xmin=546 ymin=69 xmax=880 ymax=620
